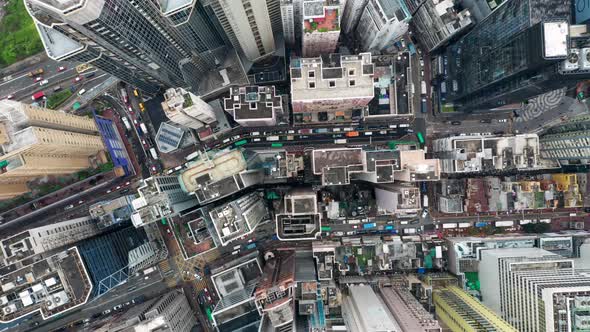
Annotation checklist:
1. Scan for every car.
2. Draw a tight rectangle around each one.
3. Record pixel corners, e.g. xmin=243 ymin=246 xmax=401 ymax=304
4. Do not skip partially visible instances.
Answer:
xmin=106 ymin=190 xmax=112 ymax=194
xmin=5 ymin=95 xmax=13 ymax=100
xmin=64 ymin=204 xmax=74 ymax=210
xmin=77 ymin=200 xmax=84 ymax=205
xmin=421 ymin=209 xmax=429 ymax=219
xmin=353 ymin=225 xmax=358 ymax=229
xmin=419 ymin=58 xmax=424 ymax=67
xmin=74 ymin=76 xmax=82 ymax=82
xmin=151 ymin=166 xmax=157 ymax=172
xmin=39 ymin=79 xmax=49 ymax=86
xmin=113 ymin=304 xmax=123 ymax=311
xmin=451 ymin=121 xmax=461 ymax=125
xmin=253 ymin=138 xmax=261 ymax=142
xmin=420 ymin=70 xmax=424 ymax=76
xmin=116 ymin=186 xmax=121 ymax=190
xmin=102 ymin=309 xmax=111 ymax=315
xmin=141 ymin=139 xmax=147 ymax=146
xmin=194 ymin=273 xmax=202 ymax=281
xmin=498 ymin=119 xmax=508 ymax=123
xmin=35 ymin=76 xmax=43 ymax=82
xmin=493 ymin=130 xmax=505 ymax=135
xmin=58 ymin=66 xmax=66 ymax=72
xmin=166 ymin=228 xmax=171 ymax=235
xmin=125 ymin=181 xmax=131 ymax=186
xmin=479 ymin=119 xmax=492 ymax=123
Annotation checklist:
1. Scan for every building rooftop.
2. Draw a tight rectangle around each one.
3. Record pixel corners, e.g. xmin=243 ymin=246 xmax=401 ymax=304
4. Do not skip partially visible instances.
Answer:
xmin=206 ymin=193 xmax=269 ymax=246
xmin=276 ymin=189 xmax=322 ymax=241
xmin=380 ymin=286 xmax=441 ymax=332
xmin=89 ymin=195 xmax=135 ymax=229
xmin=290 ymin=53 xmax=374 ymax=103
xmin=155 ymin=122 xmax=184 ymax=154
xmin=179 ymin=150 xmax=251 ymax=204
xmin=345 ymin=285 xmax=401 ymax=331
xmin=303 ymin=2 xmax=340 ymax=32
xmin=224 ymin=86 xmax=281 ymax=121
xmin=0 ymin=248 xmax=92 ymax=322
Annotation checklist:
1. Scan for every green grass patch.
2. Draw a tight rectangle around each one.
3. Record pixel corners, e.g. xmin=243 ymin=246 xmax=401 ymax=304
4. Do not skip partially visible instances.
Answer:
xmin=0 ymin=0 xmax=44 ymax=68
xmin=46 ymin=89 xmax=73 ymax=109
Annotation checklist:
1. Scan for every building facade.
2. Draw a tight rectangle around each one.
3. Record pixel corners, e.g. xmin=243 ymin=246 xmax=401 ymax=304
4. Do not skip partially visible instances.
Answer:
xmin=290 ymin=53 xmax=375 ymax=124
xmin=540 ymin=115 xmax=590 ymax=165
xmin=0 ymin=100 xmax=104 ymax=199
xmin=440 ymin=0 xmax=590 ymax=111
xmin=433 ymin=286 xmax=517 ymax=332
xmin=480 ymin=248 xmax=590 ymax=332
xmin=341 ymin=0 xmax=369 ymax=35
xmin=24 ymin=0 xmax=243 ymax=95
xmin=210 ymin=0 xmax=277 ymax=62
xmin=356 ymin=0 xmax=411 ymax=52
xmin=302 ymin=0 xmax=342 ymax=57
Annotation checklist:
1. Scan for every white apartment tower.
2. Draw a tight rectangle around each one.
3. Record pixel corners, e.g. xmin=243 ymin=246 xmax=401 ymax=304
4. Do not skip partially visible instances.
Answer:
xmin=302 ymin=0 xmax=343 ymax=57
xmin=356 ymin=0 xmax=411 ymax=52
xmin=161 ymin=88 xmax=217 ymax=130
xmin=280 ymin=0 xmax=298 ymax=45
xmin=480 ymin=248 xmax=590 ymax=332
xmin=213 ymin=0 xmax=277 ymax=62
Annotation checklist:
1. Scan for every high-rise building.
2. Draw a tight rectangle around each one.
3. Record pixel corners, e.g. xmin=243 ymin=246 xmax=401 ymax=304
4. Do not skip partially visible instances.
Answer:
xmin=441 ymin=0 xmax=589 ymax=111
xmin=405 ymin=0 xmax=472 ymax=53
xmin=356 ymin=0 xmax=411 ymax=52
xmin=209 ymin=0 xmax=277 ymax=62
xmin=275 ymin=188 xmax=322 ymax=241
xmin=540 ymin=114 xmax=590 ymax=165
xmin=342 ymin=284 xmax=401 ymax=331
xmin=280 ymin=0 xmax=300 ymax=45
xmin=24 ymin=0 xmax=246 ymax=95
xmin=223 ymin=86 xmax=283 ymax=127
xmin=0 ymin=100 xmax=105 ymax=199
xmin=85 ymin=289 xmax=197 ymax=332
xmin=433 ymin=286 xmax=517 ymax=332
xmin=161 ymin=88 xmax=217 ymax=130
xmin=255 ymin=251 xmax=296 ymax=330
xmin=0 ymin=217 xmax=98 ymax=266
xmin=131 ymin=176 xmax=198 ymax=227
xmin=479 ymin=248 xmax=590 ymax=332
xmin=302 ymin=0 xmax=342 ymax=57
xmin=290 ymin=53 xmax=374 ymax=124
xmin=341 ymin=0 xmax=369 ymax=35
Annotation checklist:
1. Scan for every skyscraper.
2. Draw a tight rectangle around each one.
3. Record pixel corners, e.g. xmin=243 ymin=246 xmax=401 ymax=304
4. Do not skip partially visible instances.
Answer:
xmin=0 ymin=100 xmax=105 ymax=199
xmin=280 ymin=0 xmax=299 ymax=45
xmin=161 ymin=88 xmax=217 ymax=130
xmin=302 ymin=0 xmax=343 ymax=57
xmin=24 ymin=0 xmax=244 ymax=95
xmin=209 ymin=0 xmax=277 ymax=62
xmin=480 ymin=248 xmax=590 ymax=332
xmin=356 ymin=0 xmax=411 ymax=52
xmin=441 ymin=0 xmax=588 ymax=111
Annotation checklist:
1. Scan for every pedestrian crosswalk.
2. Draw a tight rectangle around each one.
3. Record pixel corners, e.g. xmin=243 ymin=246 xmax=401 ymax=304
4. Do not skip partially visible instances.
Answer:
xmin=159 ymin=259 xmax=171 ymax=274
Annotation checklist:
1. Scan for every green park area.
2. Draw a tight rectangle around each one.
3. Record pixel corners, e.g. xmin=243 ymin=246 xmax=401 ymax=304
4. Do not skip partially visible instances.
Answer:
xmin=46 ymin=89 xmax=73 ymax=109
xmin=0 ymin=0 xmax=44 ymax=68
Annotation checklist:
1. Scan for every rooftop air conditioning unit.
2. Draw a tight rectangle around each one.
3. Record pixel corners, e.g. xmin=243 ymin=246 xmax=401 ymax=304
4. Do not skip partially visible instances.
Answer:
xmin=562 ymin=49 xmax=580 ymax=71
xmin=581 ymin=48 xmax=590 ymax=70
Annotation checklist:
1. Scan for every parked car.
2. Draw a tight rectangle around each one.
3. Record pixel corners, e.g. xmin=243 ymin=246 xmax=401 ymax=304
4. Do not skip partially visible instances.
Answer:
xmin=451 ymin=121 xmax=461 ymax=125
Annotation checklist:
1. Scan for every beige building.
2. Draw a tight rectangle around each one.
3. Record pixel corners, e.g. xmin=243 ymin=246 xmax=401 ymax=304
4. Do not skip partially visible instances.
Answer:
xmin=0 ymin=100 xmax=104 ymax=199
xmin=161 ymin=88 xmax=217 ymax=130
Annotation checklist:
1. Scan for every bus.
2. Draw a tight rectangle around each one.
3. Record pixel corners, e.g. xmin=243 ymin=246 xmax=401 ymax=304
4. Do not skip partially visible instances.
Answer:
xmin=122 ymin=117 xmax=132 ymax=131
xmin=363 ymin=223 xmax=376 ymax=229
xmin=205 ymin=307 xmax=213 ymax=321
xmin=149 ymin=147 xmax=158 ymax=159
xmin=161 ymin=218 xmax=167 ymax=225
xmin=345 ymin=131 xmax=359 ymax=137
xmin=417 ymin=132 xmax=425 ymax=144
xmin=139 ymin=123 xmax=148 ymax=135
xmin=321 ymin=226 xmax=332 ymax=232
xmin=234 ymin=139 xmax=248 ymax=147
xmin=334 ymin=139 xmax=347 ymax=144
xmin=271 ymin=143 xmax=283 ymax=147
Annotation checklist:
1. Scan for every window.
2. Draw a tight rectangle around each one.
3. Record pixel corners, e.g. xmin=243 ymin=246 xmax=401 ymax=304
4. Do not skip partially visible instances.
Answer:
xmin=308 ymin=70 xmax=315 ymax=78
xmin=309 ymin=82 xmax=316 ymax=89
xmin=329 ymin=81 xmax=336 ymax=88
xmin=349 ymin=79 xmax=356 ymax=87
xmin=349 ymin=69 xmax=355 ymax=76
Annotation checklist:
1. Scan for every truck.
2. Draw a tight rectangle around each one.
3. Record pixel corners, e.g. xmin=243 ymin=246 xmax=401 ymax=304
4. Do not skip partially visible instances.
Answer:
xmin=363 ymin=222 xmax=377 ymax=229
xmin=420 ymin=81 xmax=427 ymax=95
xmin=140 ymin=123 xmax=148 ymax=135
xmin=122 ymin=117 xmax=132 ymax=131
xmin=27 ymin=68 xmax=44 ymax=77
xmin=422 ymin=195 xmax=429 ymax=208
xmin=458 ymin=222 xmax=471 ymax=228
xmin=345 ymin=131 xmax=359 ymax=137
xmin=403 ymin=228 xmax=417 ymax=234
xmin=31 ymin=91 xmax=45 ymax=101
xmin=421 ymin=98 xmax=427 ymax=113
xmin=495 ymin=221 xmax=514 ymax=227
xmin=266 ymin=136 xmax=280 ymax=141
xmin=143 ymin=267 xmax=156 ymax=275
xmin=334 ymin=139 xmax=347 ymax=144
xmin=149 ymin=147 xmax=158 ymax=159
xmin=442 ymin=223 xmax=457 ymax=229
